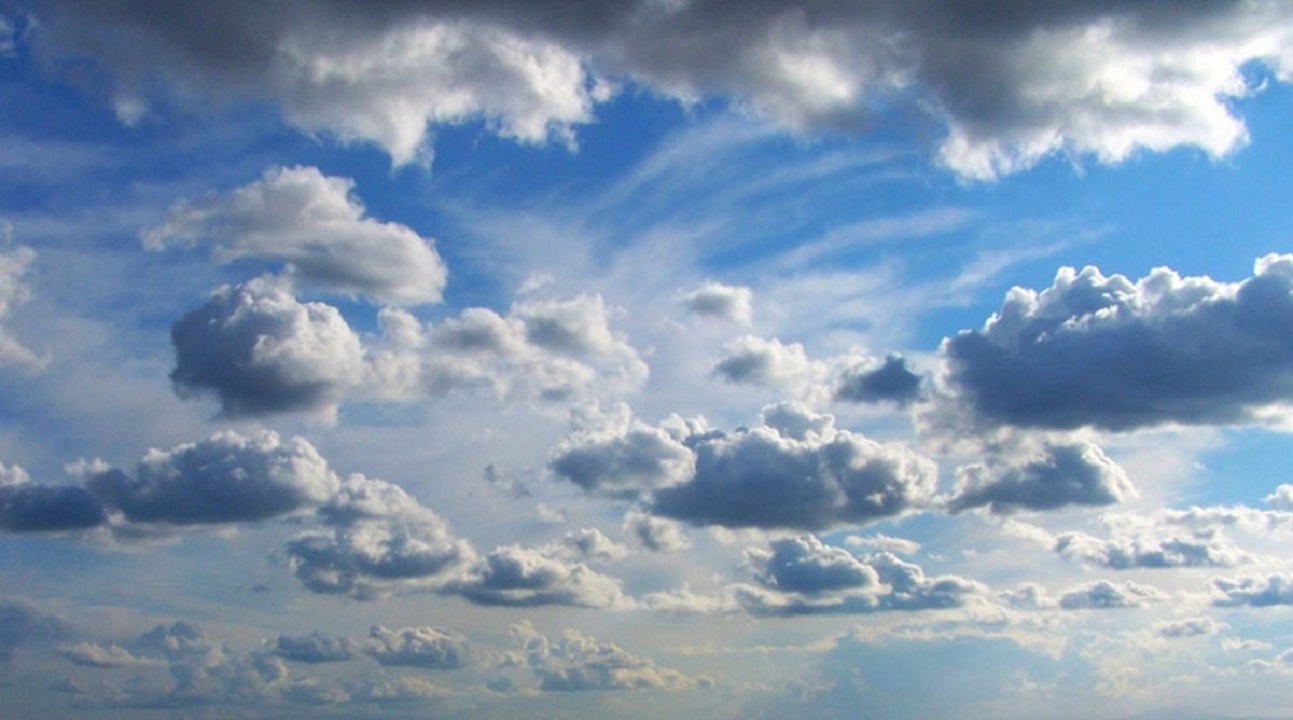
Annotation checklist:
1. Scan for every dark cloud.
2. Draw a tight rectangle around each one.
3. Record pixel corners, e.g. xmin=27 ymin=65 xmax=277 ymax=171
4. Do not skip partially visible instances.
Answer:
xmin=366 ymin=625 xmax=470 ymax=669
xmin=145 ymin=166 xmax=447 ymax=306
xmin=32 ymin=1 xmax=1293 ymax=177
xmin=271 ymin=633 xmax=359 ymax=664
xmin=947 ymin=442 xmax=1134 ymax=515
xmin=86 ymin=430 xmax=339 ymax=526
xmin=1211 ymin=573 xmax=1293 ymax=607
xmin=834 ymin=354 xmax=923 ymax=405
xmin=0 ymin=462 xmax=105 ymax=532
xmin=170 ymin=278 xmax=364 ymax=418
xmin=939 ymin=255 xmax=1293 ymax=431
xmin=449 ymin=545 xmax=628 ymax=608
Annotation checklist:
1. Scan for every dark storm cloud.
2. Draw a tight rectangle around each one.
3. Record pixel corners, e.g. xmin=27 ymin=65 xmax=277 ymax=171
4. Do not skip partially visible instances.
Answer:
xmin=946 ymin=442 xmax=1134 ymax=515
xmin=170 ymin=278 xmax=365 ymax=418
xmin=86 ymin=430 xmax=339 ymax=526
xmin=30 ymin=1 xmax=1293 ymax=176
xmin=939 ymin=255 xmax=1293 ymax=431
xmin=834 ymin=354 xmax=924 ymax=405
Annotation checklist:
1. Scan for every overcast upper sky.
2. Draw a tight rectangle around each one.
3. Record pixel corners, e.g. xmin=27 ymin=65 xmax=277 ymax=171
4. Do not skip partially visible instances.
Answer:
xmin=3 ymin=1 xmax=1293 ymax=718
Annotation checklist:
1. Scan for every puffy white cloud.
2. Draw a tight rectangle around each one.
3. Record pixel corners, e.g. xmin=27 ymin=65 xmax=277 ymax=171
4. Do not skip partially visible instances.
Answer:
xmin=366 ymin=625 xmax=470 ymax=669
xmin=449 ymin=544 xmax=629 ymax=609
xmin=35 ymin=2 xmax=1293 ymax=177
xmin=170 ymin=278 xmax=365 ymax=419
xmin=682 ymin=281 xmax=753 ymax=324
xmin=145 ymin=166 xmax=447 ymax=306
xmin=271 ymin=633 xmax=359 ymax=664
xmin=833 ymin=354 xmax=924 ymax=406
xmin=947 ymin=441 xmax=1135 ymax=515
xmin=0 ymin=236 xmax=44 ymax=371
xmin=1265 ymin=484 xmax=1293 ymax=511
xmin=622 ymin=510 xmax=690 ymax=552
xmin=1211 ymin=573 xmax=1293 ymax=608
xmin=0 ymin=461 xmax=105 ymax=533
xmin=1057 ymin=580 xmax=1167 ymax=610
xmin=86 ymin=430 xmax=339 ymax=526
xmin=510 ymin=621 xmax=704 ymax=692
xmin=938 ymin=255 xmax=1293 ymax=431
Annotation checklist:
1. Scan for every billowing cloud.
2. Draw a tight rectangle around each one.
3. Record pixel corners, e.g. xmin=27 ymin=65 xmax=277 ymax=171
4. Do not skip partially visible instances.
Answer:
xmin=1211 ymin=573 xmax=1293 ymax=608
xmin=0 ymin=236 xmax=43 ymax=371
xmin=449 ymin=545 xmax=628 ymax=609
xmin=732 ymin=535 xmax=985 ymax=616
xmin=0 ymin=461 xmax=105 ymax=533
xmin=939 ymin=255 xmax=1293 ymax=431
xmin=271 ymin=633 xmax=359 ymax=664
xmin=1057 ymin=580 xmax=1167 ymax=610
xmin=682 ymin=281 xmax=753 ymax=324
xmin=286 ymin=474 xmax=473 ymax=600
xmin=170 ymin=277 xmax=365 ymax=418
xmin=622 ymin=510 xmax=690 ymax=553
xmin=947 ymin=442 xmax=1135 ymax=515
xmin=366 ymin=625 xmax=470 ymax=669
xmin=510 ymin=621 xmax=703 ymax=692
xmin=86 ymin=429 xmax=339 ymax=526
xmin=834 ymin=354 xmax=923 ymax=406
xmin=32 ymin=2 xmax=1293 ymax=177
xmin=145 ymin=166 xmax=447 ymax=306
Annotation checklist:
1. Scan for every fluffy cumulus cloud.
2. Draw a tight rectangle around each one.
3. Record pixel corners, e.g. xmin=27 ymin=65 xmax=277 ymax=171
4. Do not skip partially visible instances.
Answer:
xmin=271 ymin=633 xmax=359 ymax=664
xmin=622 ymin=510 xmax=690 ymax=552
xmin=145 ymin=166 xmax=447 ymax=306
xmin=171 ymin=277 xmax=365 ymax=418
xmin=1057 ymin=580 xmax=1167 ymax=610
xmin=682 ymin=281 xmax=753 ymax=324
xmin=834 ymin=354 xmax=924 ymax=406
xmin=449 ymin=544 xmax=628 ymax=609
xmin=31 ymin=2 xmax=1293 ymax=176
xmin=551 ymin=402 xmax=937 ymax=530
xmin=711 ymin=335 xmax=822 ymax=391
xmin=509 ymin=621 xmax=702 ymax=692
xmin=286 ymin=474 xmax=474 ymax=600
xmin=1211 ymin=573 xmax=1293 ymax=608
xmin=0 ymin=236 xmax=43 ymax=371
xmin=732 ymin=535 xmax=984 ymax=616
xmin=947 ymin=442 xmax=1135 ymax=515
xmin=0 ymin=461 xmax=105 ymax=533
xmin=366 ymin=625 xmax=470 ymax=669
xmin=938 ymin=255 xmax=1293 ymax=431
xmin=86 ymin=430 xmax=339 ymax=526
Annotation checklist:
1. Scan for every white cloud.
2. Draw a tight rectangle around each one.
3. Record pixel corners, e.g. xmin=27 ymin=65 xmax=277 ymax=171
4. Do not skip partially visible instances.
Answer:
xmin=145 ymin=166 xmax=447 ymax=306
xmin=622 ymin=510 xmax=690 ymax=552
xmin=1057 ymin=580 xmax=1167 ymax=610
xmin=1211 ymin=573 xmax=1293 ymax=607
xmin=682 ymin=281 xmax=753 ymax=324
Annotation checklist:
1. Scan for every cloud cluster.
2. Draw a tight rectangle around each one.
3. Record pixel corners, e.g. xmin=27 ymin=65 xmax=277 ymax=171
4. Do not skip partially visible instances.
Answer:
xmin=1000 ymin=580 xmax=1168 ymax=611
xmin=509 ymin=621 xmax=702 ymax=692
xmin=939 ymin=255 xmax=1293 ymax=431
xmin=146 ymin=166 xmax=447 ymax=306
xmin=551 ymin=402 xmax=937 ymax=531
xmin=32 ymin=2 xmax=1293 ymax=177
xmin=947 ymin=442 xmax=1135 ymax=515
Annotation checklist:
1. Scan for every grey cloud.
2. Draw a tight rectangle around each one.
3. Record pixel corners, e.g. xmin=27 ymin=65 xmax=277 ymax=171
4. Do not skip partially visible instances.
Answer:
xmin=511 ymin=621 xmax=703 ymax=692
xmin=1211 ymin=573 xmax=1293 ymax=607
xmin=271 ymin=633 xmax=359 ymax=664
xmin=170 ymin=278 xmax=364 ymax=418
xmin=0 ymin=598 xmax=71 ymax=663
xmin=0 ymin=462 xmax=105 ymax=532
xmin=34 ymin=1 xmax=1293 ymax=177
xmin=711 ymin=335 xmax=819 ymax=389
xmin=145 ymin=166 xmax=447 ymax=306
xmin=947 ymin=441 xmax=1135 ymax=515
xmin=622 ymin=510 xmax=690 ymax=552
xmin=86 ymin=430 xmax=339 ymax=526
xmin=366 ymin=625 xmax=470 ymax=669
xmin=939 ymin=255 xmax=1293 ymax=431
xmin=548 ymin=409 xmax=694 ymax=499
xmin=559 ymin=528 xmax=629 ymax=562
xmin=1057 ymin=580 xmax=1166 ymax=610
xmin=449 ymin=545 xmax=628 ymax=608
xmin=834 ymin=354 xmax=924 ymax=406
xmin=682 ymin=281 xmax=753 ymax=324
xmin=748 ymin=535 xmax=880 ymax=595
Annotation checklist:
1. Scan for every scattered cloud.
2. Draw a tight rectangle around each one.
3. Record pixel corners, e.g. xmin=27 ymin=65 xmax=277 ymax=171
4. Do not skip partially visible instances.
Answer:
xmin=366 ymin=625 xmax=470 ymax=669
xmin=834 ymin=354 xmax=924 ymax=406
xmin=947 ymin=442 xmax=1135 ymax=515
xmin=0 ymin=461 xmax=105 ymax=532
xmin=271 ymin=633 xmax=360 ymax=664
xmin=682 ymin=281 xmax=753 ymax=324
xmin=509 ymin=621 xmax=705 ymax=691
xmin=1057 ymin=580 xmax=1167 ymax=610
xmin=622 ymin=510 xmax=690 ymax=552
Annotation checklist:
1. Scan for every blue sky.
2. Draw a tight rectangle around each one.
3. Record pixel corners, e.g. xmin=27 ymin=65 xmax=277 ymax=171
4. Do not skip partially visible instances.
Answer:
xmin=3 ymin=2 xmax=1293 ymax=718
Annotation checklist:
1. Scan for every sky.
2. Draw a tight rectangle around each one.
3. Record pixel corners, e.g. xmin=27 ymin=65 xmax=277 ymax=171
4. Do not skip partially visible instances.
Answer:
xmin=2 ymin=1 xmax=1293 ymax=718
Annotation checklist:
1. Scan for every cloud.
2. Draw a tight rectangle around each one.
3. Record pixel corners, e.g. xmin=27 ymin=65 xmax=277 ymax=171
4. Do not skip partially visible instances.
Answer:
xmin=833 ymin=354 xmax=924 ymax=406
xmin=711 ymin=335 xmax=821 ymax=390
xmin=0 ymin=598 xmax=71 ymax=663
xmin=547 ymin=404 xmax=694 ymax=499
xmin=651 ymin=404 xmax=937 ymax=530
xmin=1211 ymin=573 xmax=1293 ymax=607
xmin=366 ymin=625 xmax=470 ymax=669
xmin=0 ymin=461 xmax=106 ymax=532
xmin=733 ymin=535 xmax=985 ymax=616
xmin=170 ymin=277 xmax=365 ymax=418
xmin=622 ymin=510 xmax=690 ymax=552
xmin=1055 ymin=530 xmax=1247 ymax=570
xmin=145 ymin=166 xmax=447 ymax=306
xmin=1154 ymin=617 xmax=1226 ymax=639
xmin=449 ymin=544 xmax=629 ymax=609
xmin=947 ymin=441 xmax=1135 ymax=515
xmin=285 ymin=474 xmax=474 ymax=600
xmin=271 ymin=633 xmax=359 ymax=664
xmin=0 ymin=235 xmax=44 ymax=371
xmin=57 ymin=641 xmax=161 ymax=668
xmin=33 ymin=2 xmax=1293 ymax=177
xmin=1057 ymin=580 xmax=1167 ymax=610
xmin=1265 ymin=484 xmax=1293 ymax=511
xmin=86 ymin=429 xmax=339 ymax=526
xmin=938 ymin=255 xmax=1293 ymax=432
xmin=682 ymin=281 xmax=753 ymax=324
xmin=510 ymin=621 xmax=703 ymax=691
